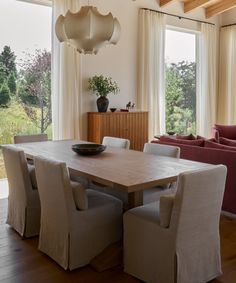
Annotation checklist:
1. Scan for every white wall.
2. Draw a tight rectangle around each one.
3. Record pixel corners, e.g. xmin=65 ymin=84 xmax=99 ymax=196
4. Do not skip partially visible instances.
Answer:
xmin=79 ymin=0 xmax=219 ymax=139
xmin=221 ymin=8 xmax=236 ymax=26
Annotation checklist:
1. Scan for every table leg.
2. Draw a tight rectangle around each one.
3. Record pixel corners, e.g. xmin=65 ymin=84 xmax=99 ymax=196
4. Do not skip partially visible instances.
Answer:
xmin=128 ymin=191 xmax=143 ymax=209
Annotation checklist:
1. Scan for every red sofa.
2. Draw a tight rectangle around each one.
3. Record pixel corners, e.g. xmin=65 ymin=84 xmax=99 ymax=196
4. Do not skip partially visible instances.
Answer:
xmin=213 ymin=124 xmax=236 ymax=141
xmin=152 ymin=136 xmax=236 ymax=214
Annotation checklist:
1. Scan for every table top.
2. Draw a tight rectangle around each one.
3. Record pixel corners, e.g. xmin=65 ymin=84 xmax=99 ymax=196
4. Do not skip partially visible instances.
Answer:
xmin=12 ymin=139 xmax=212 ymax=193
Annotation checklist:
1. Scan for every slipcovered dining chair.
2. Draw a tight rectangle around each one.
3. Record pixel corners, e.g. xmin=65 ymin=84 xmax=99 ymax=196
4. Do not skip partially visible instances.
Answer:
xmin=123 ymin=165 xmax=227 ymax=283
xmin=34 ymin=156 xmax=123 ymax=270
xmin=14 ymin=134 xmax=48 ymax=144
xmin=2 ymin=145 xmax=40 ymax=237
xmin=143 ymin=142 xmax=180 ymax=204
xmin=102 ymin=136 xmax=130 ymax=149
xmin=14 ymin=134 xmax=48 ymax=165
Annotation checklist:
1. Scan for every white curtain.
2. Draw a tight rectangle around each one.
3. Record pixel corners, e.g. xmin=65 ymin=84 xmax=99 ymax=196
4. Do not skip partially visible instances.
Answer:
xmin=52 ymin=0 xmax=82 ymax=140
xmin=137 ymin=9 xmax=166 ymax=140
xmin=197 ymin=23 xmax=218 ymax=138
xmin=218 ymin=26 xmax=236 ymax=124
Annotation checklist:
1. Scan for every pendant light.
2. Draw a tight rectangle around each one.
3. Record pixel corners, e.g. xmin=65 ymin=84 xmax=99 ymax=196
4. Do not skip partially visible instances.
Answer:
xmin=55 ymin=6 xmax=121 ymax=54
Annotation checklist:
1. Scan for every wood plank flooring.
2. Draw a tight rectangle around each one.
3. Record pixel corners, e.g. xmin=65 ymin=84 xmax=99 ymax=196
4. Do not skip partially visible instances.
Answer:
xmin=1 ymin=198 xmax=236 ymax=283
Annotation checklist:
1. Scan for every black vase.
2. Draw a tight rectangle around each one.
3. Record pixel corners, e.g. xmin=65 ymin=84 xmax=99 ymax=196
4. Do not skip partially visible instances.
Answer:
xmin=97 ymin=96 xmax=109 ymax=112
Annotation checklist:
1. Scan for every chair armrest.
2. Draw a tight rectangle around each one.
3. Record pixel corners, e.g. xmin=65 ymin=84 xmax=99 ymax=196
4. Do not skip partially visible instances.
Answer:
xmin=160 ymin=194 xmax=175 ymax=228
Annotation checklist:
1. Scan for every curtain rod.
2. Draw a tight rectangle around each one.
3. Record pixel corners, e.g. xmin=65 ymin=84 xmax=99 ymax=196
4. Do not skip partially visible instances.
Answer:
xmin=221 ymin=23 xmax=236 ymax=28
xmin=140 ymin=8 xmax=215 ymax=26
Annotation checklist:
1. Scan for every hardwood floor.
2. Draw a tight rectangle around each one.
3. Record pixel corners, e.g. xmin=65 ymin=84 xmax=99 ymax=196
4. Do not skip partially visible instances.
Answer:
xmin=0 ymin=198 xmax=236 ymax=283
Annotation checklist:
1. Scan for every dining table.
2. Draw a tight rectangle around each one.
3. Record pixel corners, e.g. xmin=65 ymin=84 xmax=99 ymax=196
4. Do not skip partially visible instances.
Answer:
xmin=14 ymin=139 xmax=212 ymax=209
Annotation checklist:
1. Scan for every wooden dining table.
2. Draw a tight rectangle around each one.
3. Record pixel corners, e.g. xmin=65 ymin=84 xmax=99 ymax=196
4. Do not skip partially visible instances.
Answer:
xmin=14 ymin=139 xmax=212 ymax=209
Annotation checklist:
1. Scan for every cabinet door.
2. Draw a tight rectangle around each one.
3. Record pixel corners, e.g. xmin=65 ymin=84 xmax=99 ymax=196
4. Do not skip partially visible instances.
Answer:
xmin=88 ymin=112 xmax=148 ymax=151
xmin=124 ymin=112 xmax=148 ymax=151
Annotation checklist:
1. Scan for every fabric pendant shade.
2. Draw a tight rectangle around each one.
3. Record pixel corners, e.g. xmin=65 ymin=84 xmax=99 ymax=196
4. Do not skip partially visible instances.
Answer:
xmin=55 ymin=6 xmax=121 ymax=54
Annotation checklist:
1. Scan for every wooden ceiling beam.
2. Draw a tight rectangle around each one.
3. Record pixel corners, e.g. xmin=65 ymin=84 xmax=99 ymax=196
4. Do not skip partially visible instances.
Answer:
xmin=206 ymin=0 xmax=236 ymax=18
xmin=184 ymin=0 xmax=210 ymax=13
xmin=159 ymin=0 xmax=175 ymax=7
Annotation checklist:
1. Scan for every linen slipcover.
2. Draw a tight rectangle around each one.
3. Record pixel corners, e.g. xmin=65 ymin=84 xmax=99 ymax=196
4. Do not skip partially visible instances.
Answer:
xmin=2 ymin=145 xmax=40 ymax=237
xmin=124 ymin=165 xmax=227 ymax=283
xmin=34 ymin=156 xmax=123 ymax=270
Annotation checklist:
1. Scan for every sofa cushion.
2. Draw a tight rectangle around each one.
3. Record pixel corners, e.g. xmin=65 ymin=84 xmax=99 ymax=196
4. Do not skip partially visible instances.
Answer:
xmin=219 ymin=137 xmax=236 ymax=147
xmin=214 ymin=124 xmax=236 ymax=140
xmin=205 ymin=139 xmax=236 ymax=152
xmin=159 ymin=136 xmax=204 ymax=146
xmin=176 ymin=134 xmax=196 ymax=140
xmin=197 ymin=135 xmax=207 ymax=140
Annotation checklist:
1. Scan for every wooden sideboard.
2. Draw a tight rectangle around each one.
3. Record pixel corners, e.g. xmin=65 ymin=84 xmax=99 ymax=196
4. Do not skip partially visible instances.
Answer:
xmin=87 ymin=111 xmax=148 ymax=151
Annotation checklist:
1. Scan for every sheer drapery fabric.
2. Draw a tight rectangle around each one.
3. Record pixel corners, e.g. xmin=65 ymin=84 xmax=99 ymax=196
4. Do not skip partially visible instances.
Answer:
xmin=137 ymin=9 xmax=166 ymax=139
xmin=197 ymin=23 xmax=217 ymax=138
xmin=218 ymin=26 xmax=236 ymax=124
xmin=52 ymin=0 xmax=82 ymax=140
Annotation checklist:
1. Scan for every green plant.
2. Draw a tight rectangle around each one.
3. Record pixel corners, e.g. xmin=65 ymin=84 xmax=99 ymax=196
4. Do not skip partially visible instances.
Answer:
xmin=88 ymin=75 xmax=119 ymax=97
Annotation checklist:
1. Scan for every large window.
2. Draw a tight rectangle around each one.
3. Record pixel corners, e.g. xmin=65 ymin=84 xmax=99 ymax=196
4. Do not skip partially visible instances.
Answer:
xmin=165 ymin=28 xmax=197 ymax=135
xmin=0 ymin=0 xmax=52 ymax=179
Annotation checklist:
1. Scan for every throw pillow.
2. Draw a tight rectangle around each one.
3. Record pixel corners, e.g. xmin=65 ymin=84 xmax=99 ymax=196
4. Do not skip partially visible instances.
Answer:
xmin=204 ymin=139 xmax=236 ymax=152
xmin=70 ymin=181 xmax=88 ymax=210
xmin=159 ymin=194 xmax=175 ymax=228
xmin=219 ymin=137 xmax=236 ymax=147
xmin=159 ymin=136 xmax=204 ymax=146
xmin=176 ymin=133 xmax=196 ymax=140
xmin=196 ymin=135 xmax=207 ymax=140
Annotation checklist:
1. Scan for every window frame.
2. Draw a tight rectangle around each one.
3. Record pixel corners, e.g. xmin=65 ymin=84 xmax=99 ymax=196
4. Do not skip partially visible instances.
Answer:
xmin=165 ymin=25 xmax=200 ymax=134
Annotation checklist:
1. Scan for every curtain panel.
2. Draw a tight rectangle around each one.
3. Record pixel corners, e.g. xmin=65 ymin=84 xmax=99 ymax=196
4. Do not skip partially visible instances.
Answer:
xmin=52 ymin=0 xmax=82 ymax=140
xmin=197 ymin=23 xmax=218 ymax=138
xmin=137 ymin=9 xmax=166 ymax=140
xmin=218 ymin=26 xmax=236 ymax=124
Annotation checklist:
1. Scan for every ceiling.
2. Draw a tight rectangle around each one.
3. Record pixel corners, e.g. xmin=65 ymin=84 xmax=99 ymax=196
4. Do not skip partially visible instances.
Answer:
xmin=159 ymin=0 xmax=236 ymax=18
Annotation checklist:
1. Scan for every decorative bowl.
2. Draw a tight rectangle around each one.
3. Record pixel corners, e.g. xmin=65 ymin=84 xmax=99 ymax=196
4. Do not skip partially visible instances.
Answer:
xmin=110 ymin=108 xmax=117 ymax=112
xmin=72 ymin=144 xmax=106 ymax=156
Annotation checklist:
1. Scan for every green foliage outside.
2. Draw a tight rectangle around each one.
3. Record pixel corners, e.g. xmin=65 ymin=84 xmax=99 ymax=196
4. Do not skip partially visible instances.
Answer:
xmin=0 ymin=46 xmax=52 ymax=179
xmin=0 ymin=83 xmax=11 ymax=106
xmin=0 ymin=99 xmax=52 ymax=178
xmin=165 ymin=61 xmax=196 ymax=134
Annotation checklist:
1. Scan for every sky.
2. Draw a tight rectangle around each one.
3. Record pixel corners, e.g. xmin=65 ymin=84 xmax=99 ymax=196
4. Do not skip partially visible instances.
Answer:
xmin=165 ymin=29 xmax=196 ymax=64
xmin=0 ymin=0 xmax=51 ymax=68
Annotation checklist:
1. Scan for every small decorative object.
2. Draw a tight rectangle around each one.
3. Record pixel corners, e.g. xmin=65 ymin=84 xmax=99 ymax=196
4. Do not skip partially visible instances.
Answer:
xmin=55 ymin=6 xmax=121 ymax=54
xmin=88 ymin=75 xmax=120 ymax=112
xmin=126 ymin=102 xmax=135 ymax=111
xmin=72 ymin=144 xmax=106 ymax=155
xmin=110 ymin=108 xmax=117 ymax=112
xmin=126 ymin=101 xmax=131 ymax=110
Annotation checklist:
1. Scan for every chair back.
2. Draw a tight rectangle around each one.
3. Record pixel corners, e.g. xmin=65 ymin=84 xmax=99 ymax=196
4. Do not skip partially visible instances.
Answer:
xmin=172 ymin=165 xmax=226 ymax=233
xmin=34 ymin=156 xmax=75 ymax=232
xmin=143 ymin=142 xmax=180 ymax=158
xmin=14 ymin=134 xmax=48 ymax=144
xmin=2 ymin=145 xmax=32 ymax=204
xmin=171 ymin=165 xmax=227 ymax=282
xmin=102 ymin=136 xmax=130 ymax=149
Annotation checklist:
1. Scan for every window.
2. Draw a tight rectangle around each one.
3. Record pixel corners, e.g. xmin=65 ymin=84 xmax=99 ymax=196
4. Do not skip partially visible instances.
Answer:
xmin=165 ymin=28 xmax=197 ymax=135
xmin=0 ymin=0 xmax=52 ymax=180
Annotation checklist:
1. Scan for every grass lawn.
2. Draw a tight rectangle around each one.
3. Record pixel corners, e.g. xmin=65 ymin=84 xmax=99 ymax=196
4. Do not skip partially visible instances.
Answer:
xmin=0 ymin=99 xmax=52 ymax=179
